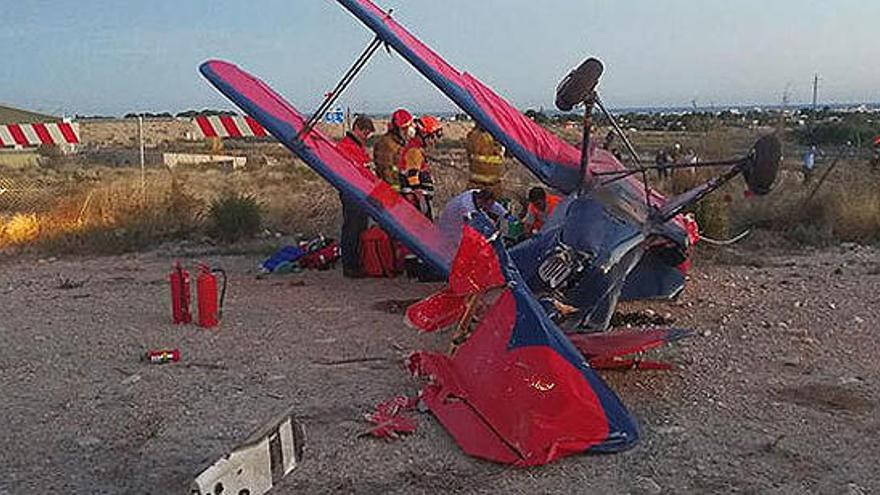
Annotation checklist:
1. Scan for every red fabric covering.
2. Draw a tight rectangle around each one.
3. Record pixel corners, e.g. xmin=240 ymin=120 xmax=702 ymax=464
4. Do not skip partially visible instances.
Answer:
xmin=448 ymin=225 xmax=505 ymax=295
xmin=405 ymin=225 xmax=505 ymax=333
xmin=410 ymin=289 xmax=611 ymax=466
xmin=351 ymin=0 xmax=580 ymax=175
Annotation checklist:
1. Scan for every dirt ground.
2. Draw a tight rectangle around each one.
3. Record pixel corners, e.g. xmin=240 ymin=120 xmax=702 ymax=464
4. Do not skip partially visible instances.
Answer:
xmin=1 ymin=241 xmax=879 ymax=494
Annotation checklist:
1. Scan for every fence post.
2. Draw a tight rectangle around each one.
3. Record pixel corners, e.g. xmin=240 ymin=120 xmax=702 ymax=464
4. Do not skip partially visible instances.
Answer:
xmin=138 ymin=114 xmax=146 ymax=203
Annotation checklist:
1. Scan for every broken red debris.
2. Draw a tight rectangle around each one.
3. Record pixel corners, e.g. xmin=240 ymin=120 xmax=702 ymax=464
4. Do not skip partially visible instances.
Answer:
xmin=405 ymin=227 xmax=613 ymax=465
xmin=568 ymin=328 xmax=691 ymax=370
xmin=407 ymin=227 xmax=690 ymax=465
xmin=405 ymin=224 xmax=505 ymax=333
xmin=568 ymin=329 xmax=673 ymax=360
xmin=405 ymin=290 xmax=469 ymax=333
xmin=364 ymin=396 xmax=418 ymax=440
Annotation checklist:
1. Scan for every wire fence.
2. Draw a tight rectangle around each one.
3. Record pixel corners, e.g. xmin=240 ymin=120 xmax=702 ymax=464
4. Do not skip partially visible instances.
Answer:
xmin=0 ymin=175 xmax=64 ymax=214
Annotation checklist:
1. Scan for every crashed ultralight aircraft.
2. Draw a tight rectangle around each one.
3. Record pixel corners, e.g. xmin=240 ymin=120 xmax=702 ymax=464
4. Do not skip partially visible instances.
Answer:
xmin=200 ymin=0 xmax=781 ymax=467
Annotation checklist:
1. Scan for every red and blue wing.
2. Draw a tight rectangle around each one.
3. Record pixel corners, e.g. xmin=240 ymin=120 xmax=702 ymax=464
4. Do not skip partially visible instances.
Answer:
xmin=410 ymin=219 xmax=639 ymax=465
xmin=338 ymin=0 xmax=663 ymax=203
xmin=336 ymin=0 xmax=688 ymax=234
xmin=200 ymin=60 xmax=454 ymax=274
xmin=338 ymin=0 xmax=581 ymax=193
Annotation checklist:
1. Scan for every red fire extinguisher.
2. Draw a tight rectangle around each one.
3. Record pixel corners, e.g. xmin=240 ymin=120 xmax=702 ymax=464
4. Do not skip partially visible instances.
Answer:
xmin=196 ymin=263 xmax=227 ymax=328
xmin=169 ymin=261 xmax=191 ymax=324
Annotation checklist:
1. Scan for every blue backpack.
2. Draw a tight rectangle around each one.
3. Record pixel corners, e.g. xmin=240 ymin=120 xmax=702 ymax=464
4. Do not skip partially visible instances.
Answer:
xmin=261 ymin=245 xmax=306 ymax=273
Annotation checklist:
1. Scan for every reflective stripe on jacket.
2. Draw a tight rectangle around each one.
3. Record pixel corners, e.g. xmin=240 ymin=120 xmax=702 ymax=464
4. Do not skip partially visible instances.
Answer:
xmin=398 ymin=137 xmax=434 ymax=196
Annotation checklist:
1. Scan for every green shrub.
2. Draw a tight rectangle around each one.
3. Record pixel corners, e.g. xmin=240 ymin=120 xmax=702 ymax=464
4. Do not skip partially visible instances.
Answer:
xmin=207 ymin=192 xmax=262 ymax=243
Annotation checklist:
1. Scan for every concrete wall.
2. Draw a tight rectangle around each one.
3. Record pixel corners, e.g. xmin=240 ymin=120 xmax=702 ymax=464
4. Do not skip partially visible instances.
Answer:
xmin=163 ymin=152 xmax=247 ymax=171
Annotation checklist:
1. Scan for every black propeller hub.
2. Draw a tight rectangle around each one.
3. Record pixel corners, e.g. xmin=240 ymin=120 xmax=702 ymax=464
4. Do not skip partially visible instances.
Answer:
xmin=555 ymin=58 xmax=604 ymax=112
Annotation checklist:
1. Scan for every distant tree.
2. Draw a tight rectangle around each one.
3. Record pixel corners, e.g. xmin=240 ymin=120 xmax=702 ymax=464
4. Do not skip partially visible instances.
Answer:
xmin=175 ymin=109 xmax=239 ymax=117
xmin=525 ymin=109 xmax=549 ymax=124
xmin=556 ymin=112 xmax=582 ymax=123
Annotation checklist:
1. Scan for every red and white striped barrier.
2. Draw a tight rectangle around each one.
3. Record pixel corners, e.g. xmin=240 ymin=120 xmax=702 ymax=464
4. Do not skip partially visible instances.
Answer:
xmin=0 ymin=122 xmax=80 ymax=147
xmin=193 ymin=115 xmax=268 ymax=139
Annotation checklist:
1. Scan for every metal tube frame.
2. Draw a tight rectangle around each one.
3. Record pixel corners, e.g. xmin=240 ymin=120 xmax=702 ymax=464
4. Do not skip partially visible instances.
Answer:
xmin=295 ymin=36 xmax=383 ymax=142
xmin=578 ymin=93 xmax=597 ymax=194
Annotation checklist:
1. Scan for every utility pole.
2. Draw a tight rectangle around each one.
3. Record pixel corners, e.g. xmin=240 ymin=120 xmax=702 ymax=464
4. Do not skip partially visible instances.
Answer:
xmin=778 ymin=85 xmax=790 ymax=135
xmin=811 ymin=73 xmax=819 ymax=112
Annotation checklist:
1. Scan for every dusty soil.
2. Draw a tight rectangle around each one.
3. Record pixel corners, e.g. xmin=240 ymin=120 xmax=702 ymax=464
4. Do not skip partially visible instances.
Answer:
xmin=1 ymin=242 xmax=879 ymax=494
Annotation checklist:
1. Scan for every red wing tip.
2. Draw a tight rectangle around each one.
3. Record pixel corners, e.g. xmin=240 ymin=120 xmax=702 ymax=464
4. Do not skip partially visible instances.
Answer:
xmin=200 ymin=59 xmax=235 ymax=73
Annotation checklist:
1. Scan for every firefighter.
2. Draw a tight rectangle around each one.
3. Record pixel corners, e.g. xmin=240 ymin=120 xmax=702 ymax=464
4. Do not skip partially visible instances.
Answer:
xmin=523 ymin=186 xmax=562 ymax=235
xmin=336 ymin=115 xmax=376 ymax=278
xmin=465 ymin=124 xmax=505 ymax=196
xmin=373 ymin=109 xmax=414 ymax=190
xmin=399 ymin=115 xmax=443 ymax=219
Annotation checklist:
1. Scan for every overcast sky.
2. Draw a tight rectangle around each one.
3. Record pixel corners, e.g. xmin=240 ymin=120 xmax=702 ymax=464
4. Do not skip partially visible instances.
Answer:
xmin=2 ymin=0 xmax=877 ymax=116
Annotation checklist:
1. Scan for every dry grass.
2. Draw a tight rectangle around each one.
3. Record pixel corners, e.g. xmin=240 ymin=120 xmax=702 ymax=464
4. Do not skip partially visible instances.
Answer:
xmin=0 ymin=160 xmax=341 ymax=254
xmin=641 ymin=129 xmax=880 ymax=245
xmin=2 ymin=213 xmax=41 ymax=244
xmin=0 ymin=170 xmax=203 ymax=254
xmin=2 ymin=127 xmax=879 ymax=256
xmin=732 ymin=161 xmax=880 ymax=245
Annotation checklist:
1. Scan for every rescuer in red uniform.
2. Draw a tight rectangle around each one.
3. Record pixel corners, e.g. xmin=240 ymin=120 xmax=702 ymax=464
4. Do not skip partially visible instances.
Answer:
xmin=337 ymin=115 xmax=376 ymax=278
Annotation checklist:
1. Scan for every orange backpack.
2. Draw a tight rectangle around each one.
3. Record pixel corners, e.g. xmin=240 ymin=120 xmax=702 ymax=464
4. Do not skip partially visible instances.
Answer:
xmin=360 ymin=226 xmax=397 ymax=277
